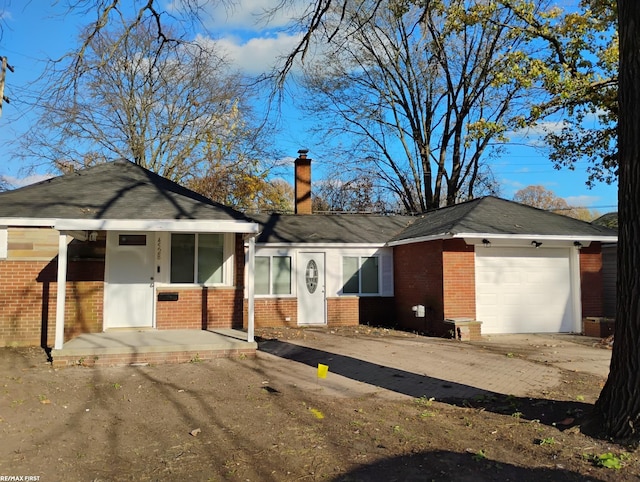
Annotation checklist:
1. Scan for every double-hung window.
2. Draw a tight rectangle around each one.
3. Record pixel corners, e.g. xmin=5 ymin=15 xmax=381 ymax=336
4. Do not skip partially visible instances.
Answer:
xmin=255 ymin=256 xmax=292 ymax=295
xmin=170 ymin=233 xmax=224 ymax=284
xmin=342 ymin=256 xmax=379 ymax=295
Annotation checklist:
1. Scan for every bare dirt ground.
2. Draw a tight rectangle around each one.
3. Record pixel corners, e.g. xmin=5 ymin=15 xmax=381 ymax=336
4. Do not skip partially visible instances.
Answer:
xmin=0 ymin=327 xmax=637 ymax=482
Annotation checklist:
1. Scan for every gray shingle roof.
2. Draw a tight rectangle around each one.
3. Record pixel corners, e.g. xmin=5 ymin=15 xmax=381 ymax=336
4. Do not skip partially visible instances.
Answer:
xmin=0 ymin=160 xmax=248 ymax=222
xmin=251 ymin=213 xmax=415 ymax=244
xmin=390 ymin=196 xmax=618 ymax=243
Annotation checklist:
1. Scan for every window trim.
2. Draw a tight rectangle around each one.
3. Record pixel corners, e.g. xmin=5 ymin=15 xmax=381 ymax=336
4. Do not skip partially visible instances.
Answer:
xmin=341 ymin=255 xmax=381 ymax=296
xmin=166 ymin=232 xmax=234 ymax=287
xmin=255 ymin=254 xmax=294 ymax=297
xmin=0 ymin=227 xmax=6 ymax=259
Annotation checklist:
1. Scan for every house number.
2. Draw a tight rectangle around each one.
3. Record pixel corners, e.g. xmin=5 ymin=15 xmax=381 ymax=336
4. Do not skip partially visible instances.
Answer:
xmin=305 ymin=260 xmax=318 ymax=294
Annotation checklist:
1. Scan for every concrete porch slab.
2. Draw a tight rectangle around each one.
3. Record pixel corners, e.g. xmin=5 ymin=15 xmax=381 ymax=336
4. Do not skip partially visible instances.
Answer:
xmin=51 ymin=329 xmax=257 ymax=367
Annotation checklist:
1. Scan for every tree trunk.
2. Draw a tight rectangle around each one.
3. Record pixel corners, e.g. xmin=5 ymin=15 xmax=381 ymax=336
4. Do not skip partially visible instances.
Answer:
xmin=588 ymin=0 xmax=640 ymax=442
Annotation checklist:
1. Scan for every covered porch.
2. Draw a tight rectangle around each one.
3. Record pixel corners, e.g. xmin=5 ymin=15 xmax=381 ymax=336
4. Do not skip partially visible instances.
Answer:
xmin=50 ymin=328 xmax=257 ymax=367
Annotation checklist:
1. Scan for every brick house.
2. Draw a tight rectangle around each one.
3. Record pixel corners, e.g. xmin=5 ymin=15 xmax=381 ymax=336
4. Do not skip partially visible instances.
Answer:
xmin=0 ymin=160 xmax=260 ymax=352
xmin=245 ymin=152 xmax=618 ymax=338
xmin=386 ymin=197 xmax=617 ymax=337
xmin=0 ymin=156 xmax=618 ymax=355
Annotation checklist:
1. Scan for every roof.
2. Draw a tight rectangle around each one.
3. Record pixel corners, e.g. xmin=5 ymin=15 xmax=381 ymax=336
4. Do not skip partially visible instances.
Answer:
xmin=250 ymin=213 xmax=415 ymax=244
xmin=0 ymin=160 xmax=248 ymax=222
xmin=389 ymin=196 xmax=618 ymax=244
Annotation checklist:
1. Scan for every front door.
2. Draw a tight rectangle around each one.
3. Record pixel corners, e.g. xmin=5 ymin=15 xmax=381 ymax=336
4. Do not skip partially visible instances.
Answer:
xmin=105 ymin=232 xmax=155 ymax=329
xmin=297 ymin=252 xmax=326 ymax=325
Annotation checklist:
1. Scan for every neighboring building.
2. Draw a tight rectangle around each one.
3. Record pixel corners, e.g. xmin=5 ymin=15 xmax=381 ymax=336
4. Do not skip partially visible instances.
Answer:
xmin=0 ymin=156 xmax=618 ymax=357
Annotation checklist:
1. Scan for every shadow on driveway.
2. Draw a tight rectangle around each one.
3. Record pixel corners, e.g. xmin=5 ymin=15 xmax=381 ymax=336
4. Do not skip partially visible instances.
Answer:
xmin=258 ymin=338 xmax=592 ymax=430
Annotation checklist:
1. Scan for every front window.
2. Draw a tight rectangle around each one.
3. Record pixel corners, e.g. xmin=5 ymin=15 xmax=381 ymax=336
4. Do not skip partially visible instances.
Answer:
xmin=256 ymin=256 xmax=292 ymax=295
xmin=170 ymin=233 xmax=223 ymax=284
xmin=342 ymin=256 xmax=379 ymax=295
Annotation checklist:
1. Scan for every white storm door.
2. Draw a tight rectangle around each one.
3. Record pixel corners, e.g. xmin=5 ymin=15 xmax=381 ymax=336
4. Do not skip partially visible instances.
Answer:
xmin=297 ymin=252 xmax=326 ymax=325
xmin=105 ymin=232 xmax=155 ymax=329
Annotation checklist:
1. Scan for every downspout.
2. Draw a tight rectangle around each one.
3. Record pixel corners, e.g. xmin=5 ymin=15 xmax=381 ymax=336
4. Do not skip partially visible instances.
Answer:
xmin=54 ymin=231 xmax=69 ymax=350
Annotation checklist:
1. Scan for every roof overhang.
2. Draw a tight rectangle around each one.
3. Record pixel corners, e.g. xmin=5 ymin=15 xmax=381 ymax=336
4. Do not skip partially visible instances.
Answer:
xmin=387 ymin=232 xmax=618 ymax=247
xmin=252 ymin=242 xmax=388 ymax=249
xmin=0 ymin=218 xmax=260 ymax=234
xmin=386 ymin=233 xmax=453 ymax=247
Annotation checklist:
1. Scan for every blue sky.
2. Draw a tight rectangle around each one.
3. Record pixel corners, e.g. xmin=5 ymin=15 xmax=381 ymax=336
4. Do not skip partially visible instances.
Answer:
xmin=0 ymin=1 xmax=619 ymax=213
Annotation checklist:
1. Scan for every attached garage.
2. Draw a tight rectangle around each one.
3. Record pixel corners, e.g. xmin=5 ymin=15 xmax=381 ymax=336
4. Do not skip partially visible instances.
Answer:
xmin=475 ymin=247 xmax=580 ymax=333
xmin=387 ymin=197 xmax=618 ymax=336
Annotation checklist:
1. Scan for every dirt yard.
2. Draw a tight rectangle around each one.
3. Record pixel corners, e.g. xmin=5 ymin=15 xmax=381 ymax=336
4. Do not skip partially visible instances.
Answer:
xmin=0 ymin=327 xmax=637 ymax=481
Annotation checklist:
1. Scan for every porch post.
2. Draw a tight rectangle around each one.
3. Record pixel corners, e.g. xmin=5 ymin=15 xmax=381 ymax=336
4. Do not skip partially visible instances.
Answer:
xmin=54 ymin=231 xmax=68 ymax=350
xmin=570 ymin=245 xmax=583 ymax=333
xmin=247 ymin=235 xmax=255 ymax=343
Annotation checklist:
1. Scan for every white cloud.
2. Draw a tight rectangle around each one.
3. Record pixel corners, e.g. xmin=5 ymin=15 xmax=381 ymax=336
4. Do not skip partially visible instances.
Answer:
xmin=2 ymin=173 xmax=54 ymax=189
xmin=201 ymin=0 xmax=308 ymax=31
xmin=508 ymin=120 xmax=569 ymax=147
xmin=197 ymin=32 xmax=303 ymax=74
xmin=565 ymin=195 xmax=600 ymax=208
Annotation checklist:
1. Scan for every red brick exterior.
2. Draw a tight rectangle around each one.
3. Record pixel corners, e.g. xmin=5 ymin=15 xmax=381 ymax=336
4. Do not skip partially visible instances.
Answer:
xmin=358 ymin=297 xmax=396 ymax=326
xmin=393 ymin=239 xmax=444 ymax=332
xmin=155 ymin=287 xmax=244 ymax=330
xmin=327 ymin=297 xmax=359 ymax=326
xmin=0 ymin=259 xmax=104 ymax=347
xmin=580 ymin=242 xmax=604 ymax=317
xmin=246 ymin=296 xmax=388 ymax=328
xmin=249 ymin=298 xmax=298 ymax=327
xmin=442 ymin=239 xmax=476 ymax=319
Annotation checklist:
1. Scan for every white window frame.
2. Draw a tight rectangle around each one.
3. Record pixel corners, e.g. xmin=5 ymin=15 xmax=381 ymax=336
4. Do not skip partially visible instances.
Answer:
xmin=341 ymin=255 xmax=381 ymax=296
xmin=255 ymin=254 xmax=294 ymax=297
xmin=165 ymin=232 xmax=235 ymax=287
xmin=0 ymin=227 xmax=7 ymax=259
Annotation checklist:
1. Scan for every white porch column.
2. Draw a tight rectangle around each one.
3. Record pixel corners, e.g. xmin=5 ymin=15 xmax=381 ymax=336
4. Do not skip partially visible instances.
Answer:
xmin=570 ymin=245 xmax=583 ymax=333
xmin=247 ymin=235 xmax=255 ymax=343
xmin=54 ymin=231 xmax=69 ymax=350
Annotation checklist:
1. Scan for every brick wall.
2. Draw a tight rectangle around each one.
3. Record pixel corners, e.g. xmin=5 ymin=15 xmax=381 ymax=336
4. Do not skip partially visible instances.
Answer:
xmin=0 ymin=259 xmax=104 ymax=347
xmin=249 ymin=298 xmax=298 ymax=327
xmin=580 ymin=242 xmax=604 ymax=317
xmin=393 ymin=238 xmax=477 ymax=335
xmin=327 ymin=297 xmax=359 ymax=326
xmin=246 ymin=296 xmax=392 ymax=328
xmin=358 ymin=297 xmax=396 ymax=327
xmin=156 ymin=287 xmax=244 ymax=330
xmin=393 ymin=240 xmax=444 ymax=332
xmin=442 ymin=239 xmax=476 ymax=320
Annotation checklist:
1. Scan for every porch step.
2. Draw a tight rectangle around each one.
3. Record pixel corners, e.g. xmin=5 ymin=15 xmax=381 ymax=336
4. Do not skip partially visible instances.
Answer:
xmin=50 ymin=329 xmax=257 ymax=367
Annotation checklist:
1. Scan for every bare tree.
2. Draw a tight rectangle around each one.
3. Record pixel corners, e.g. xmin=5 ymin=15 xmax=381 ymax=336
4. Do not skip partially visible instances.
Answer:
xmin=513 ymin=185 xmax=600 ymax=221
xmin=312 ymin=170 xmax=391 ymax=213
xmin=299 ymin=0 xmax=535 ymax=212
xmin=18 ymin=16 xmax=272 ymax=194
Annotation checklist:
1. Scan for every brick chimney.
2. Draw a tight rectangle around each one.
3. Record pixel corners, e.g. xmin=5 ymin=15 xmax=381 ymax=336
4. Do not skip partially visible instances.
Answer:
xmin=294 ymin=149 xmax=312 ymax=215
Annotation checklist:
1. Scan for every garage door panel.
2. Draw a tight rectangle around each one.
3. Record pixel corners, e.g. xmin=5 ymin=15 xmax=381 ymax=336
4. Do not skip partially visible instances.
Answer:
xmin=475 ymin=247 xmax=574 ymax=334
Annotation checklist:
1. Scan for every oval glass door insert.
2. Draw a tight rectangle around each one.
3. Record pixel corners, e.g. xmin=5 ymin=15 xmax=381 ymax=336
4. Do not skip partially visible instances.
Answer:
xmin=305 ymin=259 xmax=318 ymax=294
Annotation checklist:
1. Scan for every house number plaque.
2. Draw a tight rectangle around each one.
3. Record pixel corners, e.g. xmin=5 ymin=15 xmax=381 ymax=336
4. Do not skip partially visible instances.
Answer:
xmin=305 ymin=260 xmax=318 ymax=294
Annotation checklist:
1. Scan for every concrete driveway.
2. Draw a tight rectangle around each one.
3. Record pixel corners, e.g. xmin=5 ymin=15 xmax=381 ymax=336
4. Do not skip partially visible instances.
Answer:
xmin=256 ymin=329 xmax=612 ymax=401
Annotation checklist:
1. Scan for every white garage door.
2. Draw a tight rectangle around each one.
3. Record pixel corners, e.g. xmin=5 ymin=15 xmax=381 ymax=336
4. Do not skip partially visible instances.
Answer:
xmin=475 ymin=247 xmax=575 ymax=334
